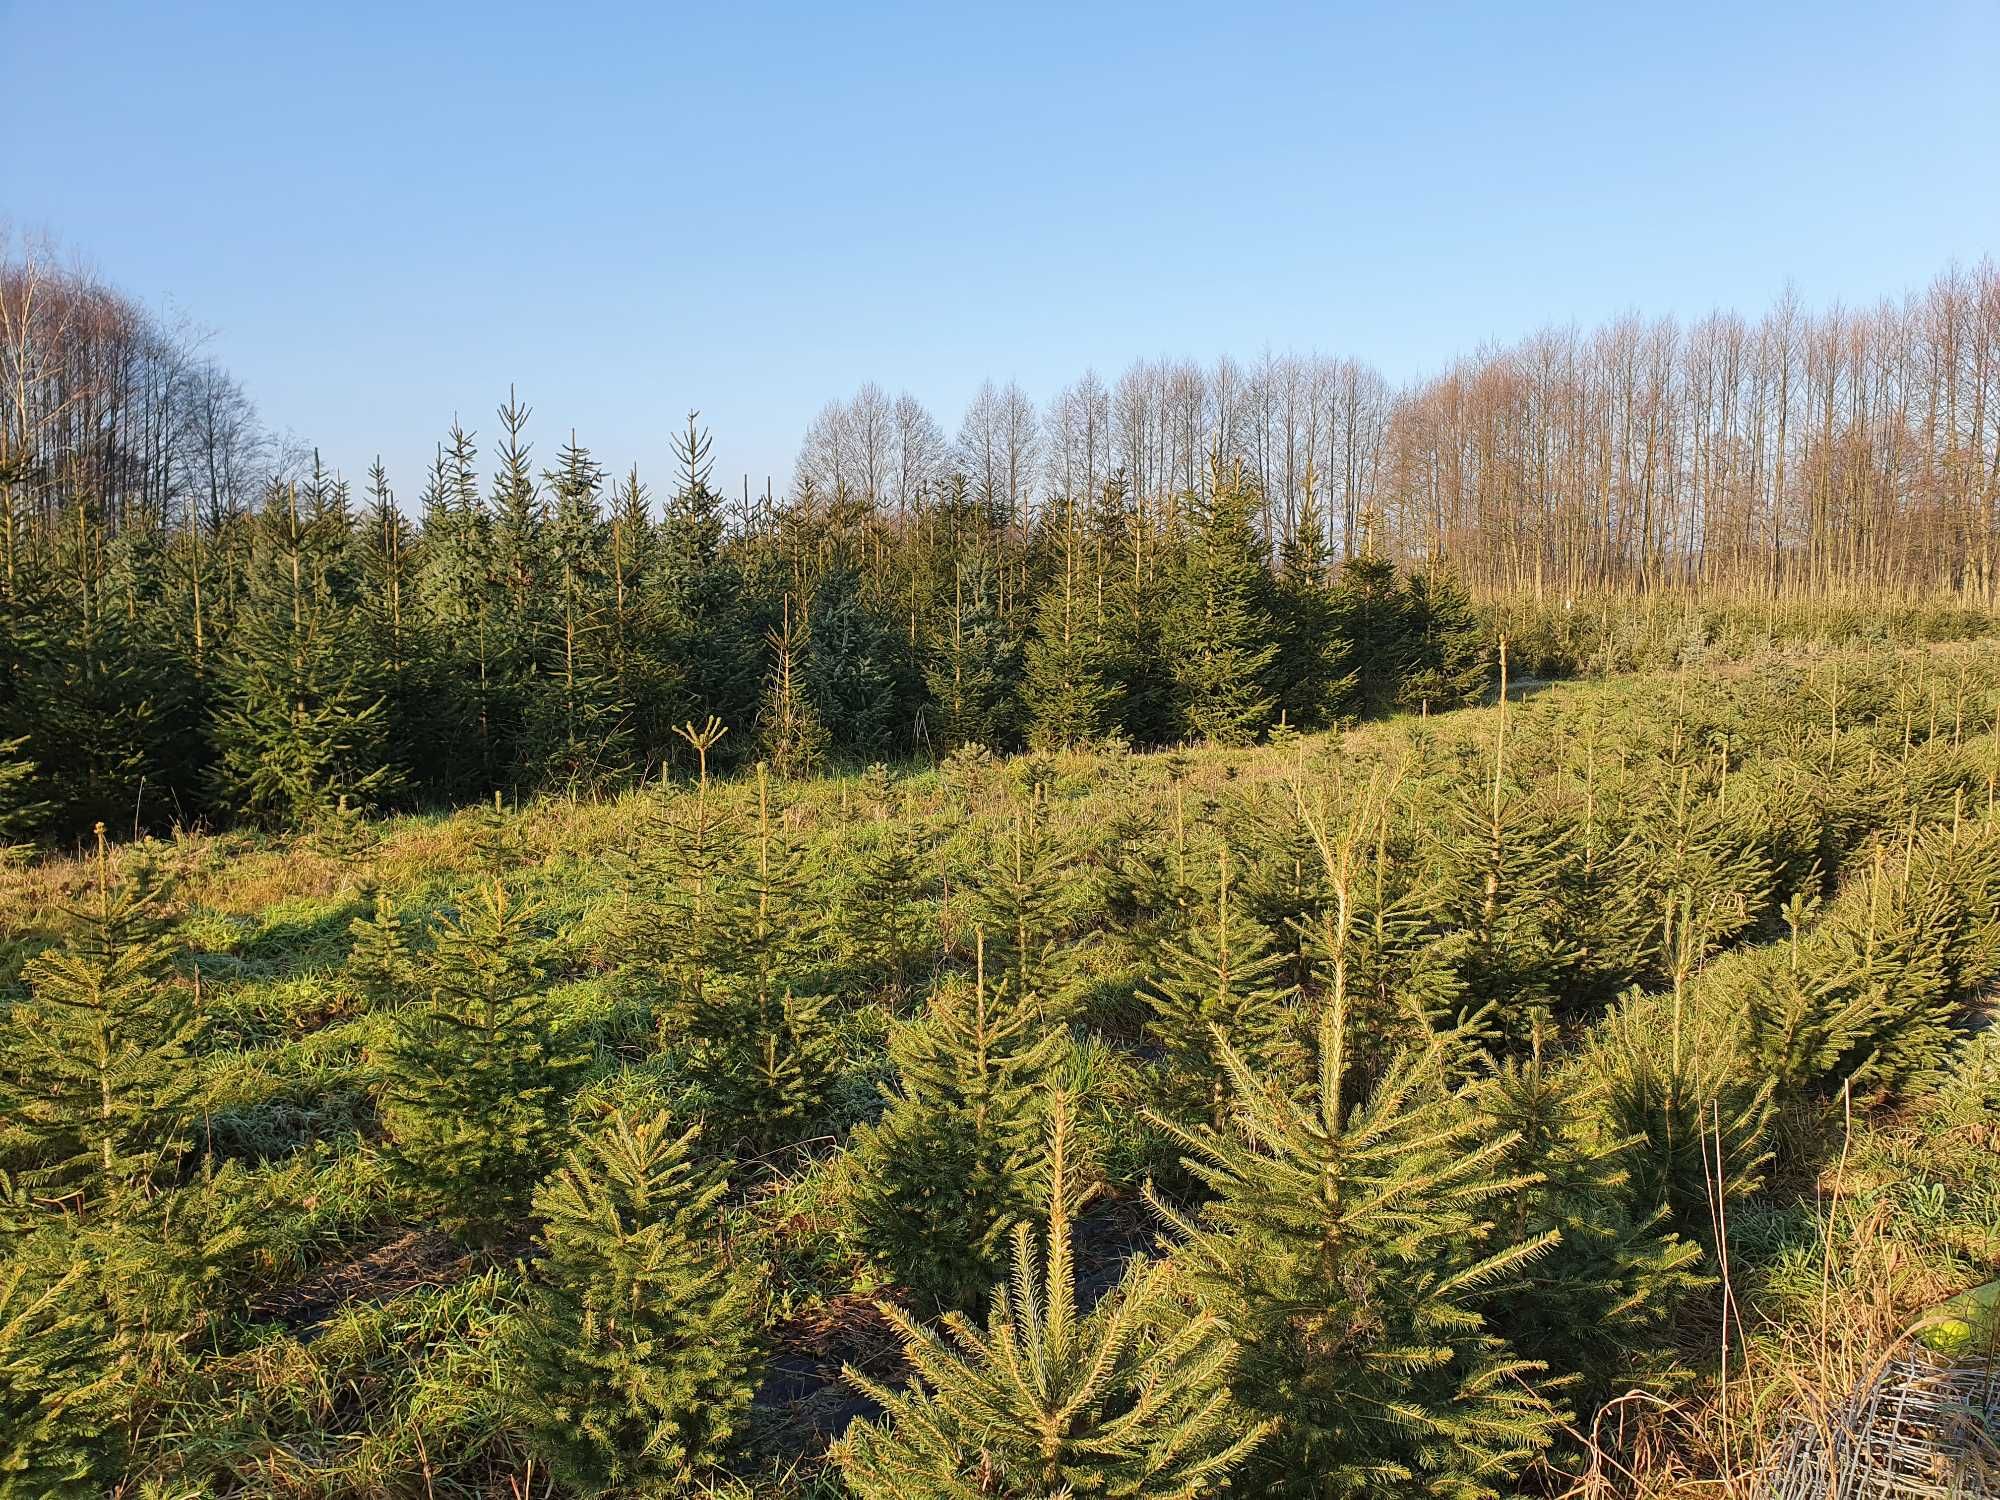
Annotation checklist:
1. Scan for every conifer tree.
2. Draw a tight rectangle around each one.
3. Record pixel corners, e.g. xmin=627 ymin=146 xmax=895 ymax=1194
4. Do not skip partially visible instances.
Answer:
xmin=1143 ymin=845 xmax=1296 ymax=1128
xmin=1271 ymin=462 xmax=1357 ymax=729
xmin=506 ymin=1109 xmax=761 ymax=1496
xmin=847 ymin=950 xmax=1064 ymax=1314
xmin=839 ymin=1096 xmax=1267 ymax=1499
xmin=926 ymin=548 xmax=1021 ymax=751
xmin=1328 ymin=552 xmax=1409 ymax=719
xmin=208 ymin=479 xmax=392 ymax=827
xmin=3 ymin=828 xmax=201 ymax=1215
xmin=757 ymin=596 xmax=829 ymax=779
xmin=0 ymin=1260 xmax=119 ymax=1499
xmin=1396 ymin=570 xmax=1490 ymax=714
xmin=376 ymin=882 xmax=584 ymax=1247
xmin=1021 ymin=493 xmax=1118 ymax=750
xmin=806 ymin=565 xmax=906 ymax=758
xmin=660 ymin=412 xmax=755 ymax=744
xmin=1149 ymin=997 xmax=1559 ymax=1499
xmin=840 ymin=813 xmax=938 ymax=1000
xmin=1163 ymin=456 xmax=1276 ymax=744
xmin=525 ymin=433 xmax=630 ymax=790
xmin=961 ymin=807 xmax=1085 ymax=1016
xmin=343 ymin=889 xmax=417 ymax=1014
xmin=1473 ymin=1024 xmax=1704 ymax=1415
xmin=0 ymin=733 xmax=45 ymax=850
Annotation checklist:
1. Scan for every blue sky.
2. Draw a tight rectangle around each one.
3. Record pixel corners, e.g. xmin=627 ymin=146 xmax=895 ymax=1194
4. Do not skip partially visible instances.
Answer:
xmin=9 ymin=0 xmax=1997 ymax=500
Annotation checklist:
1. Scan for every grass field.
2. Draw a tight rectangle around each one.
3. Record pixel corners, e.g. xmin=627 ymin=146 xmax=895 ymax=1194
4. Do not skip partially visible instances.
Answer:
xmin=5 ymin=640 xmax=2000 ymax=1498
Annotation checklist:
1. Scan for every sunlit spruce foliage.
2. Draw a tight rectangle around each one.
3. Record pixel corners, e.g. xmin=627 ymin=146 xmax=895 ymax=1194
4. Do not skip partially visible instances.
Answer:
xmin=2 ymin=639 xmax=2000 ymax=1497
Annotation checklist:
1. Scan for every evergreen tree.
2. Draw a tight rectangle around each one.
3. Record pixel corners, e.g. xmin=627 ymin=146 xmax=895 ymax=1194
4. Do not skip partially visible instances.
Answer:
xmin=209 ymin=479 xmax=392 ymax=827
xmin=0 ymin=733 xmax=45 ymax=850
xmin=840 ymin=813 xmax=938 ymax=1000
xmin=848 ymin=955 xmax=1064 ymax=1315
xmin=376 ymin=883 xmax=584 ymax=1247
xmin=807 ymin=565 xmax=906 ymax=758
xmin=506 ymin=1109 xmax=761 ymax=1496
xmin=839 ymin=1096 xmax=1267 ymax=1500
xmin=757 ymin=596 xmax=829 ymax=779
xmin=343 ymin=889 xmax=417 ymax=1014
xmin=1162 ymin=457 xmax=1276 ymax=745
xmin=525 ymin=433 xmax=631 ymax=790
xmin=1328 ymin=553 xmax=1409 ymax=719
xmin=0 ymin=1260 xmax=119 ymax=1499
xmin=1149 ymin=997 xmax=1559 ymax=1499
xmin=926 ymin=548 xmax=1021 ymax=752
xmin=961 ymin=807 xmax=1086 ymax=1016
xmin=1143 ymin=845 xmax=1296 ymax=1129
xmin=1473 ymin=1025 xmax=1704 ymax=1416
xmin=1396 ymin=570 xmax=1490 ymax=715
xmin=1021 ymin=493 xmax=1118 ymax=750
xmin=1271 ymin=462 xmax=1357 ymax=728
xmin=3 ymin=828 xmax=201 ymax=1215
xmin=660 ymin=413 xmax=755 ymax=748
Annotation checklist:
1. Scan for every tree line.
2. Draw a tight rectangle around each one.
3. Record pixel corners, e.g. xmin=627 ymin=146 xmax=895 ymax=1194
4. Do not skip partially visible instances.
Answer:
xmin=0 ymin=380 xmax=1488 ymax=840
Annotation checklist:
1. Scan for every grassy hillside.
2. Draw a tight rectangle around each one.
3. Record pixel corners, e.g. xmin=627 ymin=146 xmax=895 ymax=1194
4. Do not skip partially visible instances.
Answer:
xmin=3 ymin=641 xmax=1998 ymax=1497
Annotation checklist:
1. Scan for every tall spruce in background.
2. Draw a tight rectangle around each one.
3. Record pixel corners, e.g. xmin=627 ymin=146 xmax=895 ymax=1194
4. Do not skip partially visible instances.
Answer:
xmin=1164 ymin=455 xmax=1276 ymax=745
xmin=1022 ymin=491 xmax=1118 ymax=750
xmin=527 ymin=434 xmax=630 ymax=790
xmin=1271 ymin=462 xmax=1356 ymax=729
xmin=1396 ymin=570 xmax=1490 ymax=714
xmin=925 ymin=548 xmax=1020 ymax=751
xmin=209 ymin=479 xmax=391 ymax=827
xmin=661 ymin=413 xmax=754 ymax=748
xmin=506 ymin=1109 xmax=761 ymax=1496
xmin=757 ymin=597 xmax=829 ymax=779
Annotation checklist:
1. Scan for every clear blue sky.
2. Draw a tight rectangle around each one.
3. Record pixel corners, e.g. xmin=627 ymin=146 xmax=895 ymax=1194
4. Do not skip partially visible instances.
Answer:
xmin=9 ymin=0 xmax=1997 ymax=500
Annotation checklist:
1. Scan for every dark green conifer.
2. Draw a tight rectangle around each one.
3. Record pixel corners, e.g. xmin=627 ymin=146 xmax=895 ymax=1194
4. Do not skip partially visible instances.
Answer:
xmin=1149 ymin=996 xmax=1559 ymax=1499
xmin=376 ymin=882 xmax=584 ymax=1247
xmin=1163 ymin=456 xmax=1276 ymax=745
xmin=847 ymin=949 xmax=1064 ymax=1314
xmin=839 ymin=1095 xmax=1267 ymax=1499
xmin=506 ymin=1109 xmax=761 ymax=1496
xmin=0 ymin=1261 xmax=119 ymax=1499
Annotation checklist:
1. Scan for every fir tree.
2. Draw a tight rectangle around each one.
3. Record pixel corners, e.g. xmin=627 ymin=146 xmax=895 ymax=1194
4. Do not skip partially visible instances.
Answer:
xmin=506 ymin=1108 xmax=761 ymax=1496
xmin=839 ymin=1096 xmax=1268 ymax=1499
xmin=926 ymin=548 xmax=1021 ymax=751
xmin=1149 ymin=996 xmax=1559 ymax=1499
xmin=525 ymin=433 xmax=630 ymax=790
xmin=343 ymin=889 xmax=417 ymax=1014
xmin=1143 ymin=845 xmax=1297 ymax=1129
xmin=1163 ymin=456 xmax=1276 ymax=745
xmin=1473 ymin=1024 xmax=1705 ymax=1416
xmin=0 ymin=1260 xmax=120 ymax=1499
xmin=961 ymin=807 xmax=1086 ymax=1016
xmin=840 ymin=813 xmax=938 ymax=1000
xmin=208 ymin=479 xmax=392 ymax=827
xmin=0 ymin=733 xmax=46 ymax=850
xmin=1021 ymin=493 xmax=1118 ymax=750
xmin=1396 ymin=570 xmax=1490 ymax=715
xmin=1271 ymin=461 xmax=1357 ymax=729
xmin=1328 ymin=553 xmax=1409 ymax=719
xmin=757 ymin=596 xmax=830 ymax=779
xmin=806 ymin=565 xmax=906 ymax=758
xmin=847 ymin=951 xmax=1065 ymax=1314
xmin=3 ymin=828 xmax=201 ymax=1215
xmin=660 ymin=412 xmax=755 ymax=745
xmin=376 ymin=882 xmax=584 ymax=1247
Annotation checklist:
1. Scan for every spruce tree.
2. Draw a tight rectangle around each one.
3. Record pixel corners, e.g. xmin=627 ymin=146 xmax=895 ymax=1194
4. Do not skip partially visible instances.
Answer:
xmin=660 ymin=412 xmax=755 ymax=745
xmin=0 ymin=733 xmax=45 ymax=850
xmin=343 ymin=889 xmax=417 ymax=1014
xmin=847 ymin=953 xmax=1064 ymax=1314
xmin=1271 ymin=462 xmax=1357 ymax=729
xmin=1396 ymin=570 xmax=1490 ymax=715
xmin=1473 ymin=1024 xmax=1704 ymax=1416
xmin=525 ymin=433 xmax=630 ymax=790
xmin=376 ymin=882 xmax=584 ymax=1248
xmin=838 ymin=1096 xmax=1267 ymax=1499
xmin=961 ymin=807 xmax=1086 ymax=1017
xmin=757 ymin=596 xmax=829 ymax=779
xmin=1163 ymin=456 xmax=1276 ymax=745
xmin=3 ymin=828 xmax=201 ymax=1215
xmin=1143 ymin=845 xmax=1296 ymax=1129
xmin=1149 ymin=996 xmax=1559 ymax=1499
xmin=0 ymin=1260 xmax=119 ymax=1499
xmin=926 ymin=548 xmax=1021 ymax=752
xmin=1328 ymin=553 xmax=1409 ymax=719
xmin=1021 ymin=493 xmax=1118 ymax=750
xmin=506 ymin=1108 xmax=761 ymax=1496
xmin=208 ymin=479 xmax=392 ymax=827
xmin=840 ymin=814 xmax=938 ymax=1000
